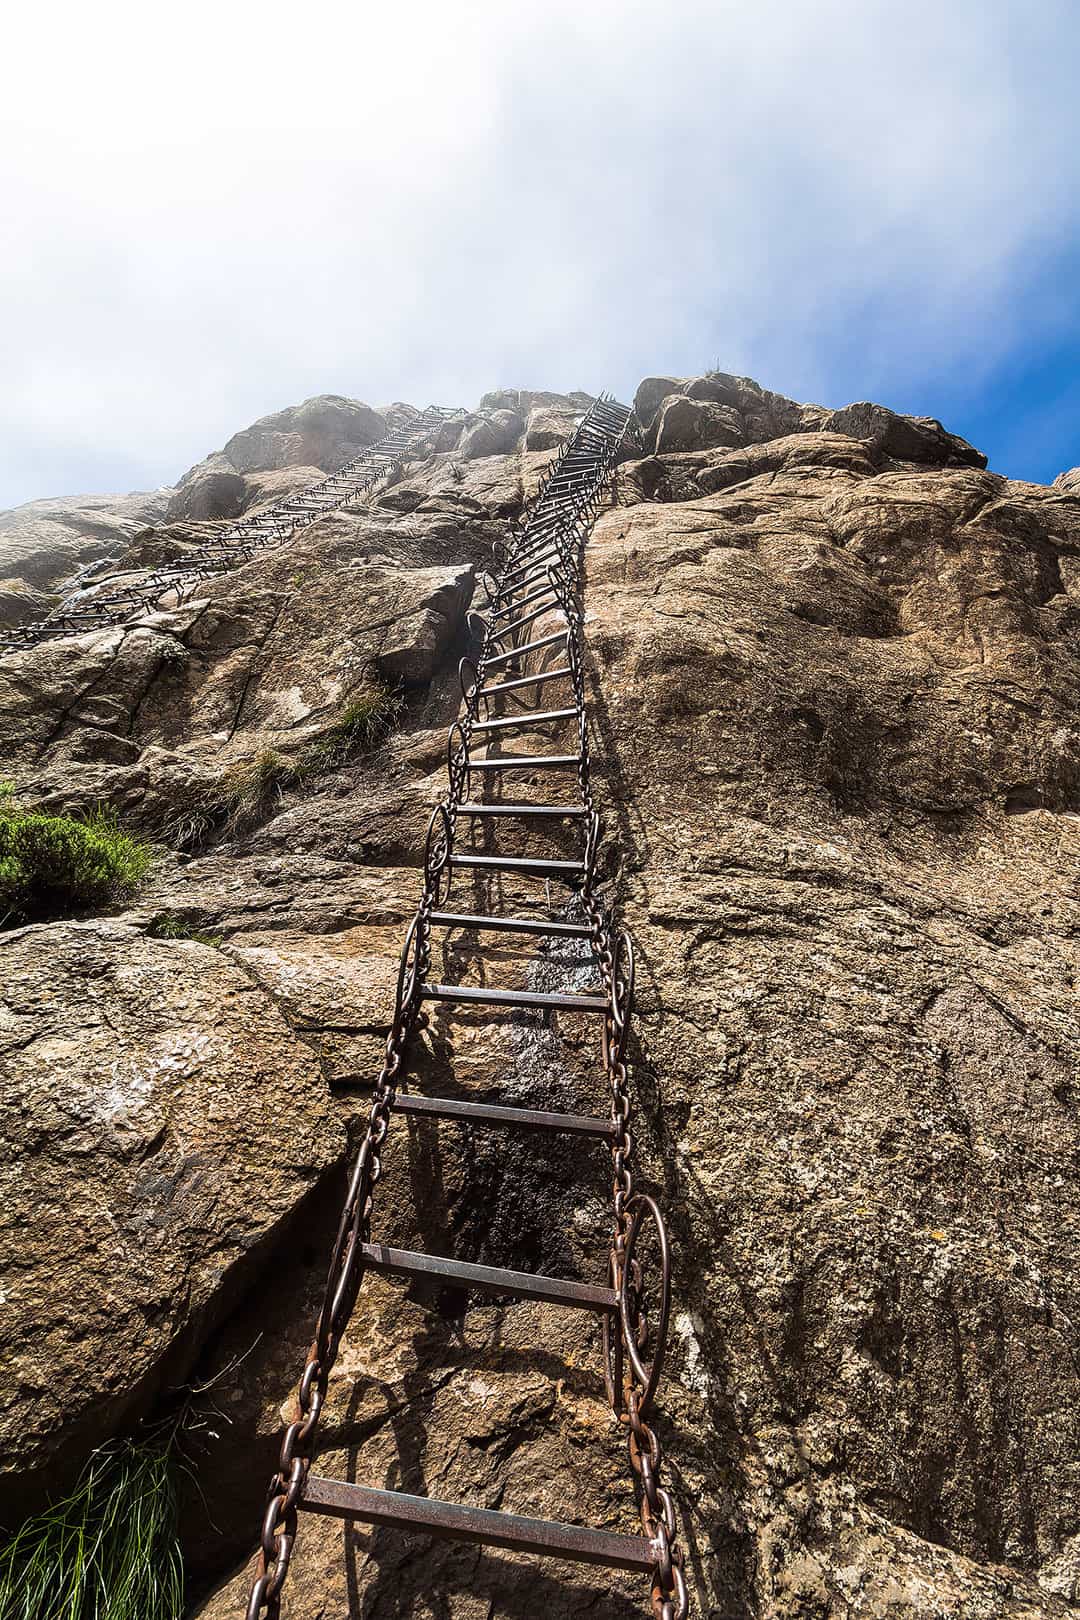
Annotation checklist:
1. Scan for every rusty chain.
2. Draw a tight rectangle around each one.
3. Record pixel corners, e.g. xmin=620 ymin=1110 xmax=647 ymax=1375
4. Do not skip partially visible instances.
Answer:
xmin=244 ymin=394 xmax=687 ymax=1620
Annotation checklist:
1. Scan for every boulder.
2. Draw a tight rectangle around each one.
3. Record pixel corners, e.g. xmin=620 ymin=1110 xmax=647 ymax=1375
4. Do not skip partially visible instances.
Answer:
xmin=654 ymin=392 xmax=744 ymax=453
xmin=220 ymin=394 xmax=387 ymax=474
xmin=478 ymin=388 xmax=592 ymax=415
xmin=523 ymin=405 xmax=583 ymax=452
xmin=166 ymin=455 xmax=246 ymax=523
xmin=633 ymin=374 xmax=687 ymax=429
xmin=0 ymin=489 xmax=173 ymax=619
xmin=0 ymin=919 xmax=343 ymax=1522
xmin=823 ymin=400 xmax=987 ymax=468
xmin=459 ymin=409 xmax=524 ymax=461
xmin=694 ymin=430 xmax=880 ymax=494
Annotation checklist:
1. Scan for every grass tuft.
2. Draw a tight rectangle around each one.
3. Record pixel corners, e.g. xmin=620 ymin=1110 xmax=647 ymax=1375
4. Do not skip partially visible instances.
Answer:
xmin=308 ymin=682 xmax=404 ymax=770
xmin=0 ymin=785 xmax=152 ymax=928
xmin=165 ymin=749 xmax=305 ymax=849
xmin=162 ymin=682 xmax=404 ymax=850
xmin=211 ymin=748 xmax=304 ymax=832
xmin=0 ymin=1434 xmax=183 ymax=1620
xmin=148 ymin=914 xmax=223 ymax=947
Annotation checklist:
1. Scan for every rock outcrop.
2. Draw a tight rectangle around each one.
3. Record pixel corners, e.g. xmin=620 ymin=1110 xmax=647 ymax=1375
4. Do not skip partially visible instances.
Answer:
xmin=3 ymin=373 xmax=1080 ymax=1619
xmin=0 ymin=488 xmax=173 ymax=627
xmin=169 ymin=394 xmax=389 ymax=523
xmin=0 ymin=918 xmax=343 ymax=1523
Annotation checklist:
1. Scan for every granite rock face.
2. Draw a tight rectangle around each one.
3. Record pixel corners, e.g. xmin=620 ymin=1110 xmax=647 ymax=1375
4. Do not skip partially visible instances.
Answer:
xmin=0 ymin=919 xmax=343 ymax=1523
xmin=169 ymin=394 xmax=389 ymax=523
xmin=0 ymin=488 xmax=174 ymax=627
xmin=3 ymin=372 xmax=1080 ymax=1620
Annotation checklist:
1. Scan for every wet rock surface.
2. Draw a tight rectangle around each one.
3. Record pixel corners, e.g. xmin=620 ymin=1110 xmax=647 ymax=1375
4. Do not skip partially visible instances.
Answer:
xmin=3 ymin=374 xmax=1079 ymax=1617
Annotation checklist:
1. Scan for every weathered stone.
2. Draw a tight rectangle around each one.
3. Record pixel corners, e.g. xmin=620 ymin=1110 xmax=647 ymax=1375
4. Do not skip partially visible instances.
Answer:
xmin=7 ymin=373 xmax=1080 ymax=1620
xmin=633 ymin=374 xmax=686 ymax=429
xmin=220 ymin=395 xmax=386 ymax=475
xmin=822 ymin=400 xmax=987 ymax=468
xmin=654 ymin=393 xmax=744 ymax=453
xmin=0 ymin=545 xmax=476 ymax=825
xmin=479 ymin=388 xmax=591 ymax=416
xmin=165 ymin=455 xmax=247 ymax=523
xmin=0 ymin=919 xmax=343 ymax=1523
xmin=524 ymin=405 xmax=583 ymax=452
xmin=0 ymin=488 xmax=173 ymax=622
xmin=459 ymin=410 xmax=524 ymax=461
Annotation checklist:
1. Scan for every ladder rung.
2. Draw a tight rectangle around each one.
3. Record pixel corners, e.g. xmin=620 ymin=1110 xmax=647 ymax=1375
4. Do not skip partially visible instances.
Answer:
xmin=455 ymin=801 xmax=585 ymax=817
xmin=492 ymin=582 xmax=558 ymax=619
xmin=300 ymin=1478 xmax=658 ymax=1571
xmin=472 ymin=706 xmax=577 ymax=733
xmin=429 ymin=909 xmax=591 ymax=936
xmin=420 ymin=983 xmax=607 ymax=1011
xmin=500 ymin=550 xmax=565 ymax=584
xmin=359 ymin=1243 xmax=616 ymax=1310
xmin=469 ymin=755 xmax=580 ymax=770
xmin=483 ymin=630 xmax=569 ymax=670
xmin=392 ymin=1093 xmax=610 ymax=1136
xmin=448 ymin=854 xmax=584 ymax=877
xmin=489 ymin=600 xmax=565 ymax=643
xmin=503 ymin=548 xmax=565 ymax=584
xmin=477 ymin=667 xmax=574 ymax=699
xmin=504 ymin=540 xmax=569 ymax=574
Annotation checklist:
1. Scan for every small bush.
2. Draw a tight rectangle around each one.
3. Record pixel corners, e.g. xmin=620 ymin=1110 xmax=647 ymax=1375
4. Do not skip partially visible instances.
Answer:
xmin=0 ymin=787 xmax=152 ymax=927
xmin=308 ymin=682 xmax=404 ymax=771
xmin=155 ymin=639 xmax=188 ymax=668
xmin=0 ymin=1433 xmax=183 ymax=1620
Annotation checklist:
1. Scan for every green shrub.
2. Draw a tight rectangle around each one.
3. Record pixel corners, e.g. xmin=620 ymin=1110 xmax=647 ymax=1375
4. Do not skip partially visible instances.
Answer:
xmin=0 ymin=1434 xmax=183 ymax=1620
xmin=0 ymin=787 xmax=152 ymax=927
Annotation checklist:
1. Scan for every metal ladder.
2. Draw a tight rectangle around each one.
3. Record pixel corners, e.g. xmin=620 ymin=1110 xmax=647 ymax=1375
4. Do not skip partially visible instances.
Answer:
xmin=0 ymin=406 xmax=463 ymax=657
xmin=245 ymin=395 xmax=688 ymax=1620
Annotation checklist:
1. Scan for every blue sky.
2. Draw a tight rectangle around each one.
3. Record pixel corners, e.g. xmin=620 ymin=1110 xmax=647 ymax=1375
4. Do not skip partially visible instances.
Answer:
xmin=2 ymin=0 xmax=1079 ymax=509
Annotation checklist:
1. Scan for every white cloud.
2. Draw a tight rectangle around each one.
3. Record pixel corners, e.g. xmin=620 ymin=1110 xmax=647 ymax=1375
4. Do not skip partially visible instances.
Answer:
xmin=2 ymin=0 xmax=1078 ymax=506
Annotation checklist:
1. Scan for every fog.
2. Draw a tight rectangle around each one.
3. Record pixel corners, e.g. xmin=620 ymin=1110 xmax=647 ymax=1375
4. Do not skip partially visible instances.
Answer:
xmin=3 ymin=0 xmax=1079 ymax=506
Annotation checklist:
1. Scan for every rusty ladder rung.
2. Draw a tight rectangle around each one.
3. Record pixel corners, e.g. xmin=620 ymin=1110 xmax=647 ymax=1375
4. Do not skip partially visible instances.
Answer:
xmin=392 ymin=1092 xmax=611 ymax=1137
xmin=299 ymin=1477 xmax=659 ymax=1570
xmin=420 ymin=982 xmax=607 ymax=1011
xmin=471 ymin=707 xmax=577 ymax=733
xmin=428 ymin=908 xmax=591 ymax=936
xmin=359 ymin=1242 xmax=616 ymax=1311
xmin=483 ymin=630 xmax=569 ymax=670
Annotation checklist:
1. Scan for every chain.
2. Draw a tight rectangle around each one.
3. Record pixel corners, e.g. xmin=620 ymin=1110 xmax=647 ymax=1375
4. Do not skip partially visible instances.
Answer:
xmin=244 ymin=395 xmax=688 ymax=1620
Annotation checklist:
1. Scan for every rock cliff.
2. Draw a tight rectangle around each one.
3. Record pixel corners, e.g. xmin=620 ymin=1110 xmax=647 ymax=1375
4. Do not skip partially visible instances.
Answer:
xmin=2 ymin=374 xmax=1080 ymax=1618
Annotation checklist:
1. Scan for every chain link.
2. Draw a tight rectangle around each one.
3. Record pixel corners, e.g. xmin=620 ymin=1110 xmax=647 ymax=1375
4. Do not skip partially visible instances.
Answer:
xmin=244 ymin=395 xmax=687 ymax=1620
